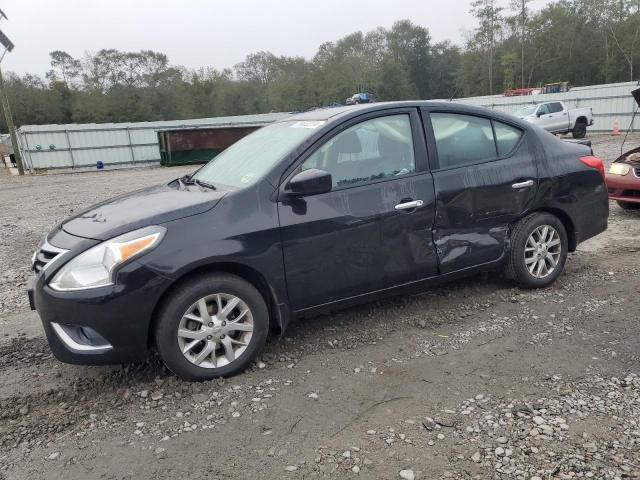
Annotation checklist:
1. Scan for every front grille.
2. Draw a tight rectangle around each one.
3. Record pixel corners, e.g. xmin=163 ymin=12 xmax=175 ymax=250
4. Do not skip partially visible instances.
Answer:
xmin=32 ymin=240 xmax=67 ymax=273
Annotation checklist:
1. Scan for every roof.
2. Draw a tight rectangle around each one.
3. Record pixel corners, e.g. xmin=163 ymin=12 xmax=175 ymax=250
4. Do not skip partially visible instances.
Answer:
xmin=280 ymin=100 xmax=525 ymax=126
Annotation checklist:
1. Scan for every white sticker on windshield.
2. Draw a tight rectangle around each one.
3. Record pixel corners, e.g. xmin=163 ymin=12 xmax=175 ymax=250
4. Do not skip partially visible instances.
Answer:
xmin=290 ymin=121 xmax=326 ymax=129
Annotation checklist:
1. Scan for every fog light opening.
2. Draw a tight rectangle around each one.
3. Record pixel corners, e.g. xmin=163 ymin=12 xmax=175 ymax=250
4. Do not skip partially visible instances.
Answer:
xmin=51 ymin=323 xmax=113 ymax=353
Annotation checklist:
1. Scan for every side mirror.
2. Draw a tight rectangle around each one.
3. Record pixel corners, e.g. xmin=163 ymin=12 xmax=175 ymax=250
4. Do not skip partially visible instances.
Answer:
xmin=287 ymin=169 xmax=332 ymax=197
xmin=536 ymin=111 xmax=544 ymax=117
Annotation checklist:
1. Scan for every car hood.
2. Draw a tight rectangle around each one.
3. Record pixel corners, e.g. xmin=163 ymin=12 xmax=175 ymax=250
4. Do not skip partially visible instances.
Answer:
xmin=614 ymin=145 xmax=640 ymax=165
xmin=61 ymin=183 xmax=227 ymax=241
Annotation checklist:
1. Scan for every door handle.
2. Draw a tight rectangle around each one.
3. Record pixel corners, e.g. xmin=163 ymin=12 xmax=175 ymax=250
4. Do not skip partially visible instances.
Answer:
xmin=512 ymin=180 xmax=534 ymax=189
xmin=395 ymin=200 xmax=424 ymax=211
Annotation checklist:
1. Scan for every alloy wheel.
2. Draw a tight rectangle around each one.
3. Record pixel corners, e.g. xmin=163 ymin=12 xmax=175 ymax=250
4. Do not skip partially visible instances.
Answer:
xmin=524 ymin=225 xmax=562 ymax=279
xmin=177 ymin=293 xmax=254 ymax=369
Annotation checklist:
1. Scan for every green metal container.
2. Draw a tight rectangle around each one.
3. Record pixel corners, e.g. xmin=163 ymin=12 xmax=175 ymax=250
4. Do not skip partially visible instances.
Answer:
xmin=158 ymin=126 xmax=259 ymax=167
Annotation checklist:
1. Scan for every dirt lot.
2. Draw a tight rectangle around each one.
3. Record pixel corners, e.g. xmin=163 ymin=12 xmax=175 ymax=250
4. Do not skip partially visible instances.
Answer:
xmin=1 ymin=135 xmax=639 ymax=480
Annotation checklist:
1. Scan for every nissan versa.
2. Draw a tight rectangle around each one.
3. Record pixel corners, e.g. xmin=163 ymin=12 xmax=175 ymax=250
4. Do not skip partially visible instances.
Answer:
xmin=28 ymin=102 xmax=609 ymax=381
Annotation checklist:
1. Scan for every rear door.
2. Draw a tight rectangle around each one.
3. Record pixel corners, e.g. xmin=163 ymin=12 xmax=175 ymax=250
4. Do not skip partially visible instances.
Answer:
xmin=422 ymin=108 xmax=538 ymax=273
xmin=278 ymin=109 xmax=438 ymax=311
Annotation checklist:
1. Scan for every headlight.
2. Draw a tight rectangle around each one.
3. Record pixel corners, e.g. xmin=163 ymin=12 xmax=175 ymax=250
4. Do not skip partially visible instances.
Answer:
xmin=50 ymin=226 xmax=166 ymax=291
xmin=609 ymin=163 xmax=630 ymax=175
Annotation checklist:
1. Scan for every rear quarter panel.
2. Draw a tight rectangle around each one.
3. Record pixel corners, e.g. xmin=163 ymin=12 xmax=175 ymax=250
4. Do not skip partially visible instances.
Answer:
xmin=531 ymin=127 xmax=608 ymax=245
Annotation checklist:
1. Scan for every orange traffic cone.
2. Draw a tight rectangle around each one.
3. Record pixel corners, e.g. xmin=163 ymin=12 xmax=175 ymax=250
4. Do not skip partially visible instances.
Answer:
xmin=611 ymin=119 xmax=621 ymax=136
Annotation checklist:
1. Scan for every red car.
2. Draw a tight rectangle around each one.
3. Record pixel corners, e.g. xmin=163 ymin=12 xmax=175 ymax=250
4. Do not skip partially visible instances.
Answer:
xmin=607 ymin=149 xmax=640 ymax=210
xmin=606 ymin=88 xmax=640 ymax=210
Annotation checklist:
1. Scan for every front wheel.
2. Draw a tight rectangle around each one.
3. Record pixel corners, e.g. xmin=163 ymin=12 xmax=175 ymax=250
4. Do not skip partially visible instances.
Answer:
xmin=155 ymin=273 xmax=269 ymax=381
xmin=506 ymin=213 xmax=568 ymax=288
xmin=572 ymin=122 xmax=587 ymax=139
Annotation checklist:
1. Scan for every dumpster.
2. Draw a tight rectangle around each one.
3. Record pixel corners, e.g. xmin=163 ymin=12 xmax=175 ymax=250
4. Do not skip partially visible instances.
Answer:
xmin=158 ymin=126 xmax=259 ymax=166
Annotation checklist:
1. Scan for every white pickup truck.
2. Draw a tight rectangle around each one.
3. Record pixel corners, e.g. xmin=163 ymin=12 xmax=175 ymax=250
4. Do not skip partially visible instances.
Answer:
xmin=514 ymin=101 xmax=594 ymax=139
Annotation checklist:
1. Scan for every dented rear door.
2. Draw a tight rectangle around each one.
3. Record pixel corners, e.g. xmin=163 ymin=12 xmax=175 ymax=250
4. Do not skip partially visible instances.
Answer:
xmin=421 ymin=107 xmax=538 ymax=274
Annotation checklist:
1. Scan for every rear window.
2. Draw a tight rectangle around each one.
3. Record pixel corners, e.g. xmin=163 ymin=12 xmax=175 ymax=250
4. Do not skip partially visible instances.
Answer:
xmin=494 ymin=121 xmax=523 ymax=156
xmin=430 ymin=113 xmax=523 ymax=169
xmin=430 ymin=113 xmax=497 ymax=168
xmin=548 ymin=102 xmax=564 ymax=114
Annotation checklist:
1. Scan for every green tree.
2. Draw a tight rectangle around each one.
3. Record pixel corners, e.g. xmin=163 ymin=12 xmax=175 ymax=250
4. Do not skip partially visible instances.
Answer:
xmin=471 ymin=0 xmax=504 ymax=95
xmin=4 ymin=7 xmax=640 ymax=132
xmin=430 ymin=41 xmax=461 ymax=99
xmin=386 ymin=20 xmax=432 ymax=98
xmin=508 ymin=0 xmax=533 ymax=88
xmin=501 ymin=51 xmax=520 ymax=90
xmin=46 ymin=51 xmax=81 ymax=86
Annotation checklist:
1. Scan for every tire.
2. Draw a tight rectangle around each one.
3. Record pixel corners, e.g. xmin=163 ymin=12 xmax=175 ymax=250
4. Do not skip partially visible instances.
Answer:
xmin=155 ymin=273 xmax=269 ymax=381
xmin=572 ymin=122 xmax=587 ymax=139
xmin=505 ymin=213 xmax=568 ymax=288
xmin=616 ymin=200 xmax=640 ymax=210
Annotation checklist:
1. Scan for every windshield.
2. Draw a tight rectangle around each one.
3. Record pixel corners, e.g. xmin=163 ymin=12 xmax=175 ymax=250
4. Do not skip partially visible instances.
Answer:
xmin=192 ymin=121 xmax=323 ymax=188
xmin=513 ymin=105 xmax=537 ymax=117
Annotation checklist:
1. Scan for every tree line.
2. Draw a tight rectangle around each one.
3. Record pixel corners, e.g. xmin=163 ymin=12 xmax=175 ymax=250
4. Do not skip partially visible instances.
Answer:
xmin=1 ymin=0 xmax=639 ymax=130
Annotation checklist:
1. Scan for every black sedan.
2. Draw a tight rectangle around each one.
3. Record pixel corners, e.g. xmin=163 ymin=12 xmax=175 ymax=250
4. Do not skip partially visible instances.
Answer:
xmin=28 ymin=101 xmax=609 ymax=380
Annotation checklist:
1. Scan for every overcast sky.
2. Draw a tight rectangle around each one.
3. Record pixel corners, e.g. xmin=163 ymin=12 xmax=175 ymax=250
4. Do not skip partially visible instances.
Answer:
xmin=0 ymin=0 xmax=552 ymax=76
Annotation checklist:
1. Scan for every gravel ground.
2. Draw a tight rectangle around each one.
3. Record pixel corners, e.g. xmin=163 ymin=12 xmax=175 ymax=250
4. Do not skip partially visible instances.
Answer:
xmin=0 ymin=134 xmax=639 ymax=479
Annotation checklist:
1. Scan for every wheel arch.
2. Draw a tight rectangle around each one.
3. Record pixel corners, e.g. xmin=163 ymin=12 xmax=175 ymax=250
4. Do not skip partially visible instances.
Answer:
xmin=575 ymin=116 xmax=588 ymax=125
xmin=147 ymin=262 xmax=287 ymax=349
xmin=519 ymin=207 xmax=577 ymax=252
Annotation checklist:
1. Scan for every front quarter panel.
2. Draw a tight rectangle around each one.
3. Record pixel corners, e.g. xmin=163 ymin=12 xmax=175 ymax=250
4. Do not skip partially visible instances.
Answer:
xmin=137 ymin=181 xmax=289 ymax=325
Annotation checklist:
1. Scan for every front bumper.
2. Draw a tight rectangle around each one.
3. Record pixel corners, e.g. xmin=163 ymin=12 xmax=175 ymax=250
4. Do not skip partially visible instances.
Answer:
xmin=606 ymin=173 xmax=640 ymax=203
xmin=29 ymin=261 xmax=172 ymax=365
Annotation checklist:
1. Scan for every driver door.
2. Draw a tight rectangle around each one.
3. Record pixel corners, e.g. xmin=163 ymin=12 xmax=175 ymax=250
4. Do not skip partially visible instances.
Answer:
xmin=277 ymin=109 xmax=438 ymax=311
xmin=536 ymin=104 xmax=555 ymax=131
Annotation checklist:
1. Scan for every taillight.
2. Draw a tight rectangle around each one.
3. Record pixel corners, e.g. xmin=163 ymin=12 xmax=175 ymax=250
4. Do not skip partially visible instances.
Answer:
xmin=580 ymin=155 xmax=605 ymax=179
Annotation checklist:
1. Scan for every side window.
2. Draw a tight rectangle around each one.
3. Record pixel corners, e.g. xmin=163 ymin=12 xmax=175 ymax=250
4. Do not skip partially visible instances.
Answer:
xmin=548 ymin=102 xmax=563 ymax=114
xmin=430 ymin=113 xmax=497 ymax=169
xmin=493 ymin=121 xmax=523 ymax=156
xmin=537 ymin=104 xmax=550 ymax=116
xmin=301 ymin=115 xmax=415 ymax=189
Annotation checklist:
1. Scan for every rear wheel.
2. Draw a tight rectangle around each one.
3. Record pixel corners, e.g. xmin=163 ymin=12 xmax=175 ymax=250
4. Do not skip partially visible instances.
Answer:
xmin=572 ymin=122 xmax=587 ymax=139
xmin=617 ymin=200 xmax=640 ymax=210
xmin=155 ymin=273 xmax=269 ymax=381
xmin=506 ymin=213 xmax=568 ymax=288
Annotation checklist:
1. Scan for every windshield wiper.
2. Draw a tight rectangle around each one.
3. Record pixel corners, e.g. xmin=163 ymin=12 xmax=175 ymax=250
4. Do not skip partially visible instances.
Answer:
xmin=192 ymin=178 xmax=216 ymax=190
xmin=179 ymin=174 xmax=216 ymax=191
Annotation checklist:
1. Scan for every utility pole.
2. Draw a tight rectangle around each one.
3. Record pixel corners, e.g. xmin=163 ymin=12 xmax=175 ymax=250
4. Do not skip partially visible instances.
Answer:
xmin=520 ymin=0 xmax=525 ymax=89
xmin=0 ymin=66 xmax=24 ymax=174
xmin=0 ymin=9 xmax=24 ymax=175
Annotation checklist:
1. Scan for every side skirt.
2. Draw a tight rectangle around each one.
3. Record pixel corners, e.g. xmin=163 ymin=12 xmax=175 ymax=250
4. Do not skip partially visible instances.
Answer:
xmin=293 ymin=254 xmax=507 ymax=319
